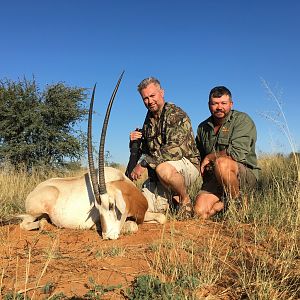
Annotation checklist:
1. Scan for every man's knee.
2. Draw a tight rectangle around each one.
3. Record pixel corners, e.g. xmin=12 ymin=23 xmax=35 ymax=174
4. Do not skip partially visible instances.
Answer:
xmin=215 ymin=157 xmax=232 ymax=172
xmin=156 ymin=162 xmax=177 ymax=180
xmin=215 ymin=157 xmax=238 ymax=179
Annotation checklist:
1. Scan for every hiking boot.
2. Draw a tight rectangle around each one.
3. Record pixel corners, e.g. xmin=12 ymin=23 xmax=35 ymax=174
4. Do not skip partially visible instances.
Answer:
xmin=177 ymin=202 xmax=194 ymax=219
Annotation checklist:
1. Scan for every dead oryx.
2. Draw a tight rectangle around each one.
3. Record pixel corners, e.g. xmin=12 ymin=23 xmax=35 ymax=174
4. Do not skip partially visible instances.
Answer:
xmin=18 ymin=72 xmax=166 ymax=240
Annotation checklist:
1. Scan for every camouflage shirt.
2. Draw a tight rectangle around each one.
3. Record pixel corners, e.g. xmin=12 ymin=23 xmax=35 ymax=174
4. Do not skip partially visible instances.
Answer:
xmin=196 ymin=110 xmax=260 ymax=179
xmin=140 ymin=102 xmax=200 ymax=170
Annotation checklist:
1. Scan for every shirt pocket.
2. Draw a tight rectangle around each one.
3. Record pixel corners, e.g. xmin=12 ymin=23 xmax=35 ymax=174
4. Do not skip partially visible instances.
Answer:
xmin=217 ymin=137 xmax=229 ymax=151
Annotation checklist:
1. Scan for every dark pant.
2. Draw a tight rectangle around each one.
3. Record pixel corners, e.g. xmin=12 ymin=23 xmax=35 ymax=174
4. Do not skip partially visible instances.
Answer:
xmin=200 ymin=162 xmax=257 ymax=199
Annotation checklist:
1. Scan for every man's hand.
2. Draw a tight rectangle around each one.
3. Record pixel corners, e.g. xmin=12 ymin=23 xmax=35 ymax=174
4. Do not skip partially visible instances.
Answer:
xmin=200 ymin=150 xmax=229 ymax=176
xmin=200 ymin=157 xmax=212 ymax=176
xmin=130 ymin=130 xmax=142 ymax=141
xmin=131 ymin=163 xmax=146 ymax=181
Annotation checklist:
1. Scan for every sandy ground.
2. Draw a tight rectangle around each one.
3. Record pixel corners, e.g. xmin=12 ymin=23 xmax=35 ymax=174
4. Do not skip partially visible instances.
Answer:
xmin=0 ymin=219 xmax=259 ymax=299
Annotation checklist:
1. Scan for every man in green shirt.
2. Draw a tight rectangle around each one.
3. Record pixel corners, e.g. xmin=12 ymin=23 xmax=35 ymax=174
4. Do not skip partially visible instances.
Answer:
xmin=194 ymin=86 xmax=260 ymax=219
xmin=128 ymin=77 xmax=200 ymax=217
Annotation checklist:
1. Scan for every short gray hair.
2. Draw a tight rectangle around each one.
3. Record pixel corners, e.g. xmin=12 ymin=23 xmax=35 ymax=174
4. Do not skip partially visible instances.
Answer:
xmin=137 ymin=77 xmax=161 ymax=93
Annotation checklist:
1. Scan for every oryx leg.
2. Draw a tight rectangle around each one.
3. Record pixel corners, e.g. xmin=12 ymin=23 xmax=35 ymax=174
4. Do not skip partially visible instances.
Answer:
xmin=143 ymin=211 xmax=167 ymax=224
xmin=19 ymin=214 xmax=41 ymax=230
xmin=121 ymin=220 xmax=138 ymax=234
xmin=19 ymin=214 xmax=50 ymax=231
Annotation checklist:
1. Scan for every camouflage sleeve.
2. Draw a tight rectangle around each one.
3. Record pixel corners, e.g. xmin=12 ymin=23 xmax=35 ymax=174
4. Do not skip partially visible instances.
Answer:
xmin=144 ymin=108 xmax=192 ymax=169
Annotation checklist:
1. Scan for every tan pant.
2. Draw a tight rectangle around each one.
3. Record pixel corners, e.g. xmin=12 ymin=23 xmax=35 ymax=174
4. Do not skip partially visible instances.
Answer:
xmin=142 ymin=157 xmax=200 ymax=213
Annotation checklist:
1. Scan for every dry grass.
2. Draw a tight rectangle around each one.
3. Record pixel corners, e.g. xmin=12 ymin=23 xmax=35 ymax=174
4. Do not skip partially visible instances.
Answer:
xmin=0 ymin=164 xmax=86 ymax=219
xmin=140 ymin=154 xmax=300 ymax=299
xmin=0 ymin=155 xmax=299 ymax=299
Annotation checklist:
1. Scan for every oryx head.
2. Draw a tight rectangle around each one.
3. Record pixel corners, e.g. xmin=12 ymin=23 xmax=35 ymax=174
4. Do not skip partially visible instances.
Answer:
xmin=87 ymin=71 xmax=126 ymax=240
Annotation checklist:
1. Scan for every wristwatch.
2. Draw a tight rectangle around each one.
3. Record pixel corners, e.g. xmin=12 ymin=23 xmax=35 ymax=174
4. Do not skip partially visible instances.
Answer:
xmin=140 ymin=159 xmax=148 ymax=168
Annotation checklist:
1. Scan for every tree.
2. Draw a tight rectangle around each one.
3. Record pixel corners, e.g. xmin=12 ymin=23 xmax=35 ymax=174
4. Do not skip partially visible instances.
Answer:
xmin=0 ymin=77 xmax=88 ymax=169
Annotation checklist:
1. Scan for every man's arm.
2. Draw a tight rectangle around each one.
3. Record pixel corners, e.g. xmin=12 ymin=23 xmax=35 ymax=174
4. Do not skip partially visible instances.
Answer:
xmin=199 ymin=150 xmax=228 ymax=176
xmin=226 ymin=113 xmax=257 ymax=163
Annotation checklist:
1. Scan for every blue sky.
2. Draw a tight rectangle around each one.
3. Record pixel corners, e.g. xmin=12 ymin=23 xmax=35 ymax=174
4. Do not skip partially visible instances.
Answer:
xmin=1 ymin=0 xmax=299 ymax=165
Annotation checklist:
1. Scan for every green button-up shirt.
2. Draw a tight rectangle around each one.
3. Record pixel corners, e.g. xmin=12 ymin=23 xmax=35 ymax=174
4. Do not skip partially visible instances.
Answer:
xmin=195 ymin=110 xmax=260 ymax=180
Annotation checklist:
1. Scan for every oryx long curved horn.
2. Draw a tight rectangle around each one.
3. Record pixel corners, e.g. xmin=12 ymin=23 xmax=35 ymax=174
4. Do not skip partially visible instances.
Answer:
xmin=87 ymin=84 xmax=101 ymax=204
xmin=98 ymin=71 xmax=125 ymax=195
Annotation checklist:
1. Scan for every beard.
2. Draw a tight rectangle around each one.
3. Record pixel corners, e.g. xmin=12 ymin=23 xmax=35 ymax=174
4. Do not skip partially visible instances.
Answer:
xmin=213 ymin=110 xmax=226 ymax=118
xmin=212 ymin=110 xmax=230 ymax=123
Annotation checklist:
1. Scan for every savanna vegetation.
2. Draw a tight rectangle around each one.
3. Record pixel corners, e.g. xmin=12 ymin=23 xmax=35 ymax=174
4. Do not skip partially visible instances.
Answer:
xmin=0 ymin=77 xmax=88 ymax=169
xmin=0 ymin=77 xmax=299 ymax=298
xmin=0 ymin=154 xmax=299 ymax=299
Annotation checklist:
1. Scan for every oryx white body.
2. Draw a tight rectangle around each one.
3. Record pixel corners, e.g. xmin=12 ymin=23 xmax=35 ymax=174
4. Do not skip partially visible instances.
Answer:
xmin=19 ymin=72 xmax=166 ymax=240
xmin=20 ymin=167 xmax=166 ymax=239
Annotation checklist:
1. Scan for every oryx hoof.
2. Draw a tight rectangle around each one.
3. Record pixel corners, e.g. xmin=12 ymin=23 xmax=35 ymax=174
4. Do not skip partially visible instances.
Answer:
xmin=20 ymin=220 xmax=41 ymax=231
xmin=121 ymin=221 xmax=138 ymax=234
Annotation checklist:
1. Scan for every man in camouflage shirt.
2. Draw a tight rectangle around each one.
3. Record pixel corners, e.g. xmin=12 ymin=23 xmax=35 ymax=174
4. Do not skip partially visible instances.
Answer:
xmin=129 ymin=77 xmax=200 ymax=216
xmin=194 ymin=86 xmax=260 ymax=219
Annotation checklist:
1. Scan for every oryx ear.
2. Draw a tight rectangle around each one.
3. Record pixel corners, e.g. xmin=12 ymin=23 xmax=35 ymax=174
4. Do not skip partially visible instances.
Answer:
xmin=115 ymin=191 xmax=126 ymax=215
